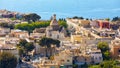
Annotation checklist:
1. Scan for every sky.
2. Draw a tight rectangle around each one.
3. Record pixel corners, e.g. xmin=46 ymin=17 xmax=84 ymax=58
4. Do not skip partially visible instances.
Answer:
xmin=0 ymin=0 xmax=120 ymax=19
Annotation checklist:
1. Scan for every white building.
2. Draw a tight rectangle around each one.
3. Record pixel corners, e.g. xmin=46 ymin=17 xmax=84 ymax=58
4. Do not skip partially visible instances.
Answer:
xmin=10 ymin=29 xmax=29 ymax=39
xmin=30 ymin=33 xmax=45 ymax=39
xmin=0 ymin=44 xmax=19 ymax=60
xmin=54 ymin=50 xmax=73 ymax=66
xmin=89 ymin=49 xmax=103 ymax=64
xmin=46 ymin=14 xmax=66 ymax=40
xmin=0 ymin=27 xmax=10 ymax=36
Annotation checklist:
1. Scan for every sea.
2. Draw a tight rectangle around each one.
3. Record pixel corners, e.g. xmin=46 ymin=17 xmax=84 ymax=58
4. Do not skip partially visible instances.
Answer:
xmin=0 ymin=0 xmax=120 ymax=20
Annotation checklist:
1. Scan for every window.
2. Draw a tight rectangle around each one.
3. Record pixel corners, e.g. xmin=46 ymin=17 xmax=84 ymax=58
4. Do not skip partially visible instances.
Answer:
xmin=99 ymin=57 xmax=102 ymax=60
xmin=57 ymin=35 xmax=59 ymax=39
xmin=118 ymin=50 xmax=120 ymax=52
xmin=91 ymin=57 xmax=94 ymax=60
xmin=50 ymin=33 xmax=52 ymax=36
xmin=61 ymin=59 xmax=64 ymax=62
xmin=67 ymin=60 xmax=70 ymax=62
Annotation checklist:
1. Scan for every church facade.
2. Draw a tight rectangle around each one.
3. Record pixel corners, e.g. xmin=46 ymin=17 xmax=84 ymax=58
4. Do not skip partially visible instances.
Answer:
xmin=46 ymin=14 xmax=66 ymax=39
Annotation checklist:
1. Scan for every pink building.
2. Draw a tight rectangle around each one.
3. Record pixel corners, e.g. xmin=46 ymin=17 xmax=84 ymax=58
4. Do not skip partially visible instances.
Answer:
xmin=97 ymin=20 xmax=110 ymax=29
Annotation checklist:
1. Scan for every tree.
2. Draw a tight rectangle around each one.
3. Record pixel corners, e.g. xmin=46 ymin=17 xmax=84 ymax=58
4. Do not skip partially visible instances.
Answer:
xmin=97 ymin=42 xmax=111 ymax=60
xmin=73 ymin=16 xmax=84 ymax=19
xmin=15 ymin=21 xmax=50 ymax=33
xmin=73 ymin=64 xmax=78 ymax=68
xmin=89 ymin=60 xmax=120 ymax=68
xmin=97 ymin=42 xmax=109 ymax=52
xmin=105 ymin=18 xmax=110 ymax=21
xmin=18 ymin=47 xmax=24 ymax=57
xmin=59 ymin=18 xmax=66 ymax=21
xmin=0 ymin=23 xmax=14 ymax=29
xmin=39 ymin=37 xmax=60 ymax=57
xmin=103 ymin=50 xmax=111 ymax=60
xmin=86 ymin=18 xmax=89 ymax=20
xmin=79 ymin=17 xmax=84 ymax=19
xmin=19 ymin=39 xmax=27 ymax=47
xmin=0 ymin=52 xmax=17 ymax=68
xmin=73 ymin=16 xmax=79 ymax=19
xmin=15 ymin=20 xmax=67 ymax=33
xmin=17 ymin=39 xmax=35 ymax=56
xmin=23 ymin=13 xmax=41 ymax=23
xmin=25 ymin=42 xmax=35 ymax=53
xmin=58 ymin=20 xmax=68 ymax=28
xmin=89 ymin=65 xmax=100 ymax=68
xmin=112 ymin=17 xmax=120 ymax=21
xmin=100 ymin=60 xmax=115 ymax=68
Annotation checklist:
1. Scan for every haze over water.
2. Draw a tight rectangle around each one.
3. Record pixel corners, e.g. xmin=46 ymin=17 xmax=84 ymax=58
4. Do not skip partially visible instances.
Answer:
xmin=0 ymin=0 xmax=120 ymax=20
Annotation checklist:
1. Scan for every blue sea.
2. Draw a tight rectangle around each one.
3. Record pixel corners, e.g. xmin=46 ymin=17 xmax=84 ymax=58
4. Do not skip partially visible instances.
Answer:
xmin=0 ymin=0 xmax=120 ymax=20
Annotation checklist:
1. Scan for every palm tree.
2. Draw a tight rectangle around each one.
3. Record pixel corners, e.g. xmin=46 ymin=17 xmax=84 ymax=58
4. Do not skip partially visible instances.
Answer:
xmin=39 ymin=37 xmax=60 ymax=57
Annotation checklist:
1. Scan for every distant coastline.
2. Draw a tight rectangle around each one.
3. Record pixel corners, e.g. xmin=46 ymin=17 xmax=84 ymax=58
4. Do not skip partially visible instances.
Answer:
xmin=0 ymin=0 xmax=119 ymax=20
xmin=0 ymin=9 xmax=119 ymax=20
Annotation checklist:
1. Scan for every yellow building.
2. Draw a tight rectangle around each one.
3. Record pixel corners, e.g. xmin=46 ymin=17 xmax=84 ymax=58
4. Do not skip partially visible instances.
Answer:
xmin=71 ymin=34 xmax=82 ymax=43
xmin=34 ymin=50 xmax=73 ymax=68
xmin=110 ymin=39 xmax=120 ymax=59
xmin=54 ymin=50 xmax=73 ymax=66
xmin=79 ymin=20 xmax=90 ymax=28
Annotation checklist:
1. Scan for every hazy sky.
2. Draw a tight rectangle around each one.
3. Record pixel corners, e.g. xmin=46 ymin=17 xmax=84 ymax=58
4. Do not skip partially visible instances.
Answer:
xmin=0 ymin=0 xmax=120 ymax=19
